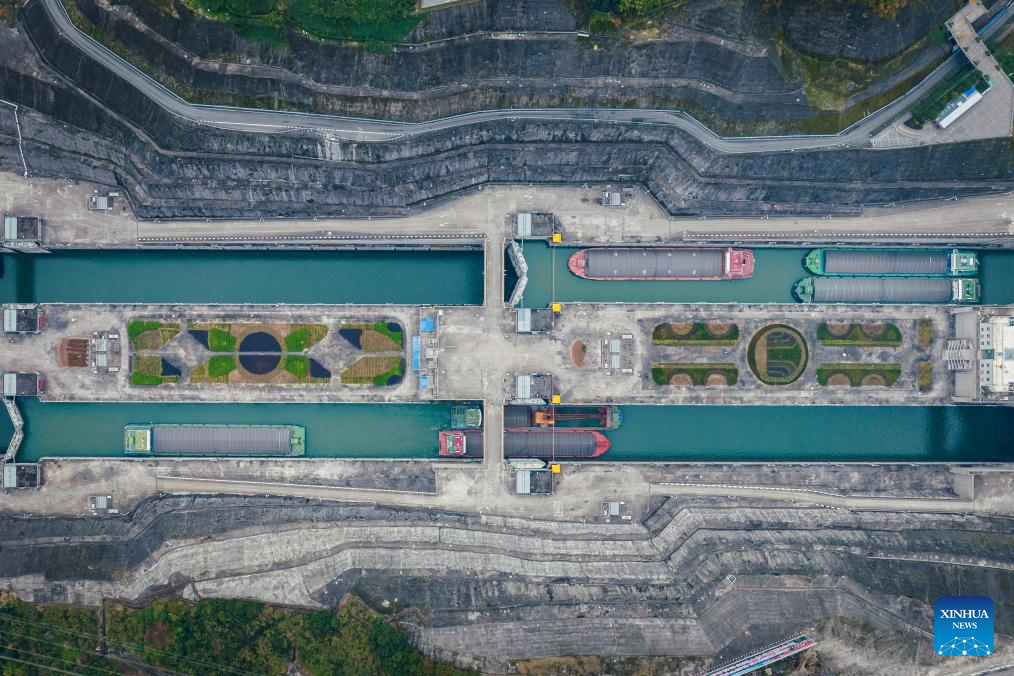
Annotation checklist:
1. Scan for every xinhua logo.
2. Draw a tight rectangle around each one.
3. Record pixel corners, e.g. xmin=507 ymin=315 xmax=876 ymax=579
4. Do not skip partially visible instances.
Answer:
xmin=934 ymin=596 xmax=994 ymax=657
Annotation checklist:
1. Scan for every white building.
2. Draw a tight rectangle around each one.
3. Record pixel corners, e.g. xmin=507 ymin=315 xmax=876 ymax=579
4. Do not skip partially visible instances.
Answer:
xmin=949 ymin=308 xmax=1014 ymax=403
xmin=977 ymin=315 xmax=1014 ymax=395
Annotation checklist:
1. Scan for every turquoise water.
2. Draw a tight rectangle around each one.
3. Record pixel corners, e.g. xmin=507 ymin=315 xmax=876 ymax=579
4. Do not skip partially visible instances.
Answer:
xmin=0 ymin=250 xmax=484 ymax=305
xmin=2 ymin=246 xmax=1013 ymax=462
xmin=519 ymin=245 xmax=1014 ymax=307
xmin=602 ymin=406 xmax=1013 ymax=462
xmin=2 ymin=401 xmax=1009 ymax=462
xmin=3 ymin=400 xmax=451 ymax=462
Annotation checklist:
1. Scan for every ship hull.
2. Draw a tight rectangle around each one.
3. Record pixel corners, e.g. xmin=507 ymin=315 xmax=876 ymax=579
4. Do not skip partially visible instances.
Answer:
xmin=568 ymin=248 xmax=754 ymax=280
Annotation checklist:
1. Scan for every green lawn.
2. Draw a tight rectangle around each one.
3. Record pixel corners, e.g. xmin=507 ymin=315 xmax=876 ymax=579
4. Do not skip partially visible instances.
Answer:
xmin=207 ymin=328 xmax=237 ymax=352
xmin=130 ymin=355 xmax=180 ymax=386
xmin=372 ymin=358 xmax=405 ymax=386
xmin=128 ymin=320 xmax=162 ymax=340
xmin=207 ymin=355 xmax=237 ymax=378
xmin=372 ymin=322 xmax=404 ymax=348
xmin=284 ymin=355 xmax=309 ymax=378
xmin=284 ymin=324 xmax=328 ymax=352
xmin=129 ymin=320 xmax=180 ymax=350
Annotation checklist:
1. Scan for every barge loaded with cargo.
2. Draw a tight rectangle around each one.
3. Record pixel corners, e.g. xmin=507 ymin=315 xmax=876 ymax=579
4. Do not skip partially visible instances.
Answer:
xmin=804 ymin=248 xmax=978 ymax=276
xmin=439 ymin=430 xmax=611 ymax=459
xmin=568 ymin=247 xmax=754 ymax=280
xmin=504 ymin=405 xmax=621 ymax=430
xmin=124 ymin=424 xmax=306 ymax=456
xmin=793 ymin=277 xmax=981 ymax=304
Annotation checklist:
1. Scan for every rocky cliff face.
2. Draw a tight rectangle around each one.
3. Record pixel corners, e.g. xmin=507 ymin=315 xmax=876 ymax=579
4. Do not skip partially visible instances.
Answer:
xmin=1 ymin=5 xmax=1010 ymax=220
xmin=2 ymin=491 xmax=1011 ymax=672
xmin=57 ymin=0 xmax=958 ymax=125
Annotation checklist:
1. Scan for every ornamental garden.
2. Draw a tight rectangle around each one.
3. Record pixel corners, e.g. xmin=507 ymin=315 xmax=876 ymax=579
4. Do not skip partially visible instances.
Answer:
xmin=127 ymin=318 xmax=405 ymax=388
xmin=648 ymin=316 xmax=938 ymax=393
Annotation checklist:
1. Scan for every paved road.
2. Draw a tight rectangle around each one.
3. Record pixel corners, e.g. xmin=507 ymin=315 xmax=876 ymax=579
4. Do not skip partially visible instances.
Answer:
xmin=653 ymin=482 xmax=977 ymax=513
xmin=29 ymin=0 xmax=1012 ymax=149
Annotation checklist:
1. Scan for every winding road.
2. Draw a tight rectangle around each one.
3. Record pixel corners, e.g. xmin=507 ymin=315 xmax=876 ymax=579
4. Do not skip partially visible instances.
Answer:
xmin=27 ymin=0 xmax=1013 ymax=150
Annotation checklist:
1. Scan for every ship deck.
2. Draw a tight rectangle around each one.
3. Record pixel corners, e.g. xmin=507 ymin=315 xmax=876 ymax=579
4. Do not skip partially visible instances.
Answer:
xmin=585 ymin=249 xmax=725 ymax=279
xmin=152 ymin=425 xmax=297 ymax=455
xmin=811 ymin=277 xmax=953 ymax=303
xmin=823 ymin=250 xmax=950 ymax=275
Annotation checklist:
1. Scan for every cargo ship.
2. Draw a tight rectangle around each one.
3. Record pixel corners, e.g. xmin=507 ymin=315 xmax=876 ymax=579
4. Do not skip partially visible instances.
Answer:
xmin=504 ymin=405 xmax=621 ymax=430
xmin=439 ymin=429 xmax=611 ymax=459
xmin=124 ymin=424 xmax=306 ymax=456
xmin=568 ymin=247 xmax=754 ymax=280
xmin=804 ymin=248 xmax=978 ymax=277
xmin=793 ymin=277 xmax=981 ymax=304
xmin=505 ymin=430 xmax=610 ymax=459
xmin=450 ymin=404 xmax=483 ymax=429
xmin=439 ymin=430 xmax=484 ymax=458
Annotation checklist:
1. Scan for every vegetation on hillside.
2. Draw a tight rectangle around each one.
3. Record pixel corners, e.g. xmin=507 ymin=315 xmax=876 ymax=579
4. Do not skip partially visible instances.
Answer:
xmin=0 ymin=594 xmax=119 ymax=675
xmin=179 ymin=0 xmax=421 ymax=46
xmin=0 ymin=594 xmax=472 ymax=675
xmin=107 ymin=597 xmax=473 ymax=676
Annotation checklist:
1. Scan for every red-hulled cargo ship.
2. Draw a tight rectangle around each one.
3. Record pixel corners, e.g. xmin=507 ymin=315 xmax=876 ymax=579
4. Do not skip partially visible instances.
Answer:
xmin=439 ymin=429 xmax=611 ymax=459
xmin=568 ymin=247 xmax=754 ymax=280
xmin=439 ymin=430 xmax=483 ymax=458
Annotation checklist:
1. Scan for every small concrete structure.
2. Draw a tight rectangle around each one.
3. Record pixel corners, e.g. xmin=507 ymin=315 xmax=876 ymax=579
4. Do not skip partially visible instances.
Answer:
xmin=2 ymin=372 xmax=42 ymax=397
xmin=512 ymin=212 xmax=555 ymax=239
xmin=515 ymin=308 xmax=554 ymax=334
xmin=2 ymin=305 xmax=42 ymax=334
xmin=2 ymin=215 xmax=43 ymax=250
xmin=508 ymin=373 xmax=554 ymax=404
xmin=3 ymin=463 xmax=40 ymax=489
xmin=87 ymin=191 xmax=119 ymax=211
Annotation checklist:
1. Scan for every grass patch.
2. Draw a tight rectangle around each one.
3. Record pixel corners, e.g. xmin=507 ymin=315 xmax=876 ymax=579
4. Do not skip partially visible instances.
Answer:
xmin=129 ymin=320 xmax=180 ymax=350
xmin=918 ymin=361 xmax=933 ymax=393
xmin=341 ymin=356 xmax=404 ymax=385
xmin=284 ymin=355 xmax=310 ymax=379
xmin=283 ymin=324 xmax=328 ymax=352
xmin=651 ymin=363 xmax=738 ymax=386
xmin=372 ymin=321 xmax=404 ymax=348
xmin=817 ymin=363 xmax=902 ymax=387
xmin=281 ymin=355 xmax=330 ymax=382
xmin=106 ymin=597 xmax=473 ymax=676
xmin=130 ymin=356 xmax=180 ymax=386
xmin=208 ymin=355 xmax=237 ymax=378
xmin=190 ymin=356 xmax=236 ymax=383
xmin=917 ymin=319 xmax=935 ymax=349
xmin=207 ymin=328 xmax=237 ymax=352
xmin=340 ymin=322 xmax=404 ymax=351
xmin=817 ymin=322 xmax=902 ymax=346
xmin=747 ymin=324 xmax=808 ymax=385
xmin=652 ymin=322 xmax=739 ymax=346
xmin=777 ymin=37 xmax=884 ymax=111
